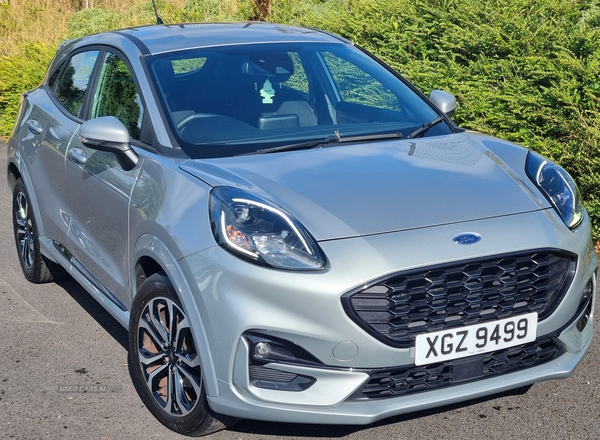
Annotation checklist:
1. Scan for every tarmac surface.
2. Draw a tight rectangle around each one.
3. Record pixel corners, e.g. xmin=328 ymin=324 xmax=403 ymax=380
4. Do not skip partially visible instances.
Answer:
xmin=1 ymin=141 xmax=599 ymax=439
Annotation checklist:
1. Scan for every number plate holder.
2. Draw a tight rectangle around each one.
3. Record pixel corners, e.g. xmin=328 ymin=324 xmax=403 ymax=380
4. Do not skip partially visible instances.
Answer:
xmin=415 ymin=313 xmax=538 ymax=366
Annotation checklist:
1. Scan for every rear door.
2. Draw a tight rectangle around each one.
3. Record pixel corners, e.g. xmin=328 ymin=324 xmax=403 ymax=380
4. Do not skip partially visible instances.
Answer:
xmin=17 ymin=50 xmax=100 ymax=248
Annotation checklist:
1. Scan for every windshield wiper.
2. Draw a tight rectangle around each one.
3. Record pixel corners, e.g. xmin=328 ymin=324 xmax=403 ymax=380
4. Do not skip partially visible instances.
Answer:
xmin=334 ymin=131 xmax=403 ymax=143
xmin=247 ymin=135 xmax=338 ymax=155
xmin=406 ymin=116 xmax=444 ymax=139
xmin=251 ymin=130 xmax=403 ymax=155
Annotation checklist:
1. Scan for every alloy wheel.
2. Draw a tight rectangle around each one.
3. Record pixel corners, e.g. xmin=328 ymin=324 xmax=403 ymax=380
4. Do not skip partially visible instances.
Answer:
xmin=136 ymin=297 xmax=202 ymax=417
xmin=15 ymin=191 xmax=34 ymax=270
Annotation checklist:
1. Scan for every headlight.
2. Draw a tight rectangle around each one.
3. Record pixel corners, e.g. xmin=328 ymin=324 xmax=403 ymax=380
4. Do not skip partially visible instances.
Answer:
xmin=526 ymin=150 xmax=584 ymax=229
xmin=209 ymin=187 xmax=326 ymax=270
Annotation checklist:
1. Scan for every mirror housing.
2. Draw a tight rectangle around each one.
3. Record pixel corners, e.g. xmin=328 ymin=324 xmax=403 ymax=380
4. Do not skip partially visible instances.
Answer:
xmin=428 ymin=90 xmax=457 ymax=118
xmin=79 ymin=116 xmax=139 ymax=171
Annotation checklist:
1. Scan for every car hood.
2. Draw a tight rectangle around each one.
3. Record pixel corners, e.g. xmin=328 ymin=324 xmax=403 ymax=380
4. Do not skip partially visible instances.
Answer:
xmin=180 ymin=133 xmax=549 ymax=241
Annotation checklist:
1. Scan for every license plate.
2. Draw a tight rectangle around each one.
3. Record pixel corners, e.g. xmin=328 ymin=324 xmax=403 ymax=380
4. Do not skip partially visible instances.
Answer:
xmin=414 ymin=313 xmax=538 ymax=366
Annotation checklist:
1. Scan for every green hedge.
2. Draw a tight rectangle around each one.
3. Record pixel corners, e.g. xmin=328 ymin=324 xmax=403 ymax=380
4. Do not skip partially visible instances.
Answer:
xmin=0 ymin=43 xmax=55 ymax=137
xmin=1 ymin=0 xmax=599 ymax=240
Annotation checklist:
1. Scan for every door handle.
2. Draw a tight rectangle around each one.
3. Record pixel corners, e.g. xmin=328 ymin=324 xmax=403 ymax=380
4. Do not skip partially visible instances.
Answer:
xmin=68 ymin=147 xmax=88 ymax=166
xmin=27 ymin=119 xmax=43 ymax=135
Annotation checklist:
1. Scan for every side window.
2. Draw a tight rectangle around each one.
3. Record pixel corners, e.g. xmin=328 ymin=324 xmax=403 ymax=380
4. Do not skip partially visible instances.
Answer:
xmin=171 ymin=57 xmax=206 ymax=75
xmin=320 ymin=52 xmax=401 ymax=112
xmin=48 ymin=60 xmax=66 ymax=90
xmin=54 ymin=51 xmax=99 ymax=117
xmin=91 ymin=52 xmax=145 ymax=140
xmin=284 ymin=52 xmax=309 ymax=94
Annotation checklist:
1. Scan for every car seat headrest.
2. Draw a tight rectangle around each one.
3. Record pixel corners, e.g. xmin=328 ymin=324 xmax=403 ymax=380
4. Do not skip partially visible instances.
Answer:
xmin=242 ymin=52 xmax=294 ymax=82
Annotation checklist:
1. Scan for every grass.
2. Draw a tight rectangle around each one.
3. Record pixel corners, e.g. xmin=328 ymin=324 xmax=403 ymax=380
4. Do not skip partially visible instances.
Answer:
xmin=0 ymin=0 xmax=151 ymax=56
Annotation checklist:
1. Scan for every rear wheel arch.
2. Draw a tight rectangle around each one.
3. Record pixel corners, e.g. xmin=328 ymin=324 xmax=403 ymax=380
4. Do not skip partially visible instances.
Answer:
xmin=7 ymin=162 xmax=21 ymax=194
xmin=6 ymin=160 xmax=46 ymax=239
xmin=11 ymin=178 xmax=66 ymax=283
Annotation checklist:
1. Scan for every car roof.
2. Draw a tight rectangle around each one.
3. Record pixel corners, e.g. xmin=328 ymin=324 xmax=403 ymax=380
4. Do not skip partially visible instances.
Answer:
xmin=103 ymin=22 xmax=351 ymax=55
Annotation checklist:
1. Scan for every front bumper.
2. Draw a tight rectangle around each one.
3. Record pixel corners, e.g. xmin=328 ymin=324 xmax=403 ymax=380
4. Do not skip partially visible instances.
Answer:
xmin=213 ymin=329 xmax=592 ymax=425
xmin=181 ymin=208 xmax=596 ymax=424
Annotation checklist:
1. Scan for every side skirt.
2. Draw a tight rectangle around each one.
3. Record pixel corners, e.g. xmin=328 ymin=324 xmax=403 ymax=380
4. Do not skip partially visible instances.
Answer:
xmin=39 ymin=236 xmax=130 ymax=328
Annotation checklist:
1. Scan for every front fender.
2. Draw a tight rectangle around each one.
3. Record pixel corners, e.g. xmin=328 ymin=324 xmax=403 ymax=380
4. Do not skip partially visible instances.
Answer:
xmin=131 ymin=234 xmax=220 ymax=397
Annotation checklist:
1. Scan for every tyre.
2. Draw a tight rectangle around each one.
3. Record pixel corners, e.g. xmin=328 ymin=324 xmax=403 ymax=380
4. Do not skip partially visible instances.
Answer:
xmin=12 ymin=178 xmax=66 ymax=283
xmin=129 ymin=273 xmax=237 ymax=436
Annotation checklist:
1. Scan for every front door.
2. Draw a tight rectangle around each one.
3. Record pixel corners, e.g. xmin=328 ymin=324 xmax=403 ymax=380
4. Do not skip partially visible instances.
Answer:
xmin=65 ymin=50 xmax=145 ymax=309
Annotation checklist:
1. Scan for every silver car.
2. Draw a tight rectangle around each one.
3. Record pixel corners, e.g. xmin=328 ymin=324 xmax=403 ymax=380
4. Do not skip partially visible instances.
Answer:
xmin=6 ymin=22 xmax=596 ymax=436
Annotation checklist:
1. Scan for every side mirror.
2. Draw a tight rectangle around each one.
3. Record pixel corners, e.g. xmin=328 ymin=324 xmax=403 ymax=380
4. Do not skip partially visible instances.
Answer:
xmin=428 ymin=90 xmax=457 ymax=118
xmin=79 ymin=116 xmax=139 ymax=171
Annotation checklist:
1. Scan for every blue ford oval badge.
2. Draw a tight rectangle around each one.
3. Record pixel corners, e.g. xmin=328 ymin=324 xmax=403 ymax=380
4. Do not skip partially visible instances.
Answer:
xmin=453 ymin=233 xmax=482 ymax=245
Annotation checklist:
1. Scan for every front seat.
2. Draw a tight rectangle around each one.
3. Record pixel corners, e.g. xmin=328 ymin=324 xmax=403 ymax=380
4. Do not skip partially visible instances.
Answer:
xmin=238 ymin=52 xmax=317 ymax=129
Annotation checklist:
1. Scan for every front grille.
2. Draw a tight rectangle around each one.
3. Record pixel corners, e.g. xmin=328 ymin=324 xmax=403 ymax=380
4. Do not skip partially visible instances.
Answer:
xmin=352 ymin=335 xmax=562 ymax=399
xmin=342 ymin=250 xmax=575 ymax=348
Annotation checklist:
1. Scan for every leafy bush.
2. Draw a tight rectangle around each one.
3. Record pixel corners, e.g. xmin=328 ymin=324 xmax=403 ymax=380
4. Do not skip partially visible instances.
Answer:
xmin=65 ymin=8 xmax=120 ymax=39
xmin=183 ymin=0 xmax=239 ymax=21
xmin=0 ymin=43 xmax=55 ymax=137
xmin=66 ymin=1 xmax=193 ymax=38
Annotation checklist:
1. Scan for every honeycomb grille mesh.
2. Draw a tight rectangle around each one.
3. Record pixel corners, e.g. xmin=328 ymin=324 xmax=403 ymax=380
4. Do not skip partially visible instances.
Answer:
xmin=354 ymin=335 xmax=561 ymax=399
xmin=343 ymin=251 xmax=574 ymax=348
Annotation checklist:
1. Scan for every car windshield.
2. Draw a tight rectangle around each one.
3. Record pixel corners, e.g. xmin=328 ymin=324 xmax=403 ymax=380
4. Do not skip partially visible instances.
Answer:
xmin=147 ymin=42 xmax=449 ymax=158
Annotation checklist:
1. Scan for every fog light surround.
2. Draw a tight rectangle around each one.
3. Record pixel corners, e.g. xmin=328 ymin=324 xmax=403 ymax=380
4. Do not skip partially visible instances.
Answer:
xmin=243 ymin=332 xmax=322 ymax=392
xmin=244 ymin=332 xmax=323 ymax=366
